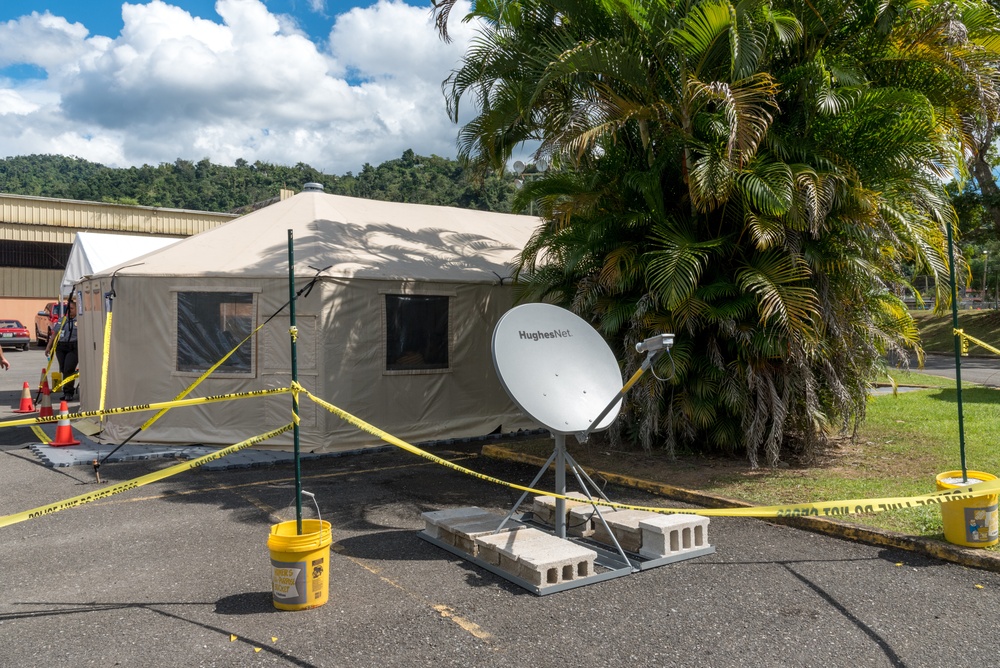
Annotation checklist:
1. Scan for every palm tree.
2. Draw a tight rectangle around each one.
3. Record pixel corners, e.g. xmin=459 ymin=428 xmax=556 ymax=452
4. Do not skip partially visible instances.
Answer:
xmin=436 ymin=0 xmax=1000 ymax=464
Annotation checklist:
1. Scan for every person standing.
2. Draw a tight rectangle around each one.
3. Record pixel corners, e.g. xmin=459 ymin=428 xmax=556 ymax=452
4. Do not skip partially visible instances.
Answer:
xmin=46 ymin=299 xmax=79 ymax=401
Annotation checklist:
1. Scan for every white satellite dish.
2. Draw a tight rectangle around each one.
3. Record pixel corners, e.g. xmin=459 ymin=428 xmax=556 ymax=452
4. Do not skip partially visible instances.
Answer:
xmin=512 ymin=160 xmax=526 ymax=175
xmin=492 ymin=303 xmax=623 ymax=434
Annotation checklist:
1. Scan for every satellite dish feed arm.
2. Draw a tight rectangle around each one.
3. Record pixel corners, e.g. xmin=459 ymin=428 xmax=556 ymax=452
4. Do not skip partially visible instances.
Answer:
xmin=576 ymin=335 xmax=674 ymax=442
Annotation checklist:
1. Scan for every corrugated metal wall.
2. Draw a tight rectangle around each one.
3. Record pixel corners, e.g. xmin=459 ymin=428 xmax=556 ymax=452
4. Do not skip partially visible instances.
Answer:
xmin=0 ymin=193 xmax=238 ymax=299
xmin=0 ymin=194 xmax=235 ymax=236
xmin=0 ymin=267 xmax=61 ymax=298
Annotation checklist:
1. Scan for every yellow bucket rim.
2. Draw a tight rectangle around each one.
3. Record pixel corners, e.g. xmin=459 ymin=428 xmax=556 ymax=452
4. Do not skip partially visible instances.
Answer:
xmin=936 ymin=470 xmax=998 ymax=490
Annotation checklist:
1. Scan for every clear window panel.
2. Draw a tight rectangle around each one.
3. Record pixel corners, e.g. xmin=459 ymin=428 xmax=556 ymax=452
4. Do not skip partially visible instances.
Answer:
xmin=177 ymin=291 xmax=254 ymax=373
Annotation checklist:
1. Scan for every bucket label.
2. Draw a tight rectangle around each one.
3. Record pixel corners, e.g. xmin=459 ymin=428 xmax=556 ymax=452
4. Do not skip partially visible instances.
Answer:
xmin=271 ymin=559 xmax=306 ymax=605
xmin=311 ymin=556 xmax=326 ymax=600
xmin=964 ymin=503 xmax=999 ymax=543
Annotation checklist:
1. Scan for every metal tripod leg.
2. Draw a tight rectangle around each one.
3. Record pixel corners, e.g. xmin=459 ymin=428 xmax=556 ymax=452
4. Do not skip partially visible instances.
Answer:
xmin=565 ymin=450 xmax=634 ymax=570
xmin=493 ymin=447 xmax=558 ymax=534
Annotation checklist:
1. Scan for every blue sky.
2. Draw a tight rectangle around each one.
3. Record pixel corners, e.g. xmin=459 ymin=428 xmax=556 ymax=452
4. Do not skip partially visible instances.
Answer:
xmin=1 ymin=1 xmax=353 ymax=60
xmin=0 ymin=0 xmax=486 ymax=174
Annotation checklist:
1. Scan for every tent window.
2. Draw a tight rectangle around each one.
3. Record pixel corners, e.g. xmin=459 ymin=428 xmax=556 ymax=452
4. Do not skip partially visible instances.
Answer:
xmin=176 ymin=291 xmax=254 ymax=374
xmin=384 ymin=295 xmax=450 ymax=372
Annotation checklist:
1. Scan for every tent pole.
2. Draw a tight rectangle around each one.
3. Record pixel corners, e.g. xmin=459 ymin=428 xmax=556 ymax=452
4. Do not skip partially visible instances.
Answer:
xmin=288 ymin=229 xmax=303 ymax=534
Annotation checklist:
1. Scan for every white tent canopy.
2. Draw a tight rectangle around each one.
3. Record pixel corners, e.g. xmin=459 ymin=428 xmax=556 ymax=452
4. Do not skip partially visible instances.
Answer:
xmin=61 ymin=232 xmax=182 ymax=297
xmin=80 ymin=191 xmax=544 ymax=452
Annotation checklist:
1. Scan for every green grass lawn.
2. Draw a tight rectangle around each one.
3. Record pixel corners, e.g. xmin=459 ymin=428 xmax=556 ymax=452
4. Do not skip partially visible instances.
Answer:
xmin=695 ymin=385 xmax=1000 ymax=539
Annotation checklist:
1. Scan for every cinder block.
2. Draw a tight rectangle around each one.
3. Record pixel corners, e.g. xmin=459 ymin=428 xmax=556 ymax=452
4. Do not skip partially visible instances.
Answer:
xmin=589 ymin=509 xmax=660 ymax=553
xmin=475 ymin=527 xmax=597 ymax=589
xmin=421 ymin=507 xmax=522 ymax=557
xmin=532 ymin=492 xmax=592 ymax=528
xmin=638 ymin=514 xmax=710 ymax=559
xmin=422 ymin=507 xmax=492 ymax=539
xmin=475 ymin=527 xmax=553 ymax=561
xmin=567 ymin=502 xmax=618 ymax=538
xmin=517 ymin=542 xmax=596 ymax=586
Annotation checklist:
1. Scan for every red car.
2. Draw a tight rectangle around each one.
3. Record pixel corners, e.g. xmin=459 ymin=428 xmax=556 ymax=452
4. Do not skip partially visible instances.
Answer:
xmin=0 ymin=319 xmax=31 ymax=350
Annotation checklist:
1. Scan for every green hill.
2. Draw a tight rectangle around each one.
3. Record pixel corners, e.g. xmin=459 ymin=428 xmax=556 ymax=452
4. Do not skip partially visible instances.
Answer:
xmin=0 ymin=150 xmax=517 ymax=214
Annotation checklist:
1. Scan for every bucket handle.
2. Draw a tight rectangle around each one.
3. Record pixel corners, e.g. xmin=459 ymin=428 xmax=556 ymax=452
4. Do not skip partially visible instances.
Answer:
xmin=284 ymin=490 xmax=323 ymax=525
xmin=301 ymin=490 xmax=322 ymax=524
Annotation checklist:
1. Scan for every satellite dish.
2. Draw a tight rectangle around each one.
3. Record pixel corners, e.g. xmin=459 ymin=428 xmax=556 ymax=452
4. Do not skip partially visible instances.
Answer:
xmin=512 ymin=160 xmax=526 ymax=175
xmin=492 ymin=303 xmax=623 ymax=434
xmin=536 ymin=157 xmax=549 ymax=172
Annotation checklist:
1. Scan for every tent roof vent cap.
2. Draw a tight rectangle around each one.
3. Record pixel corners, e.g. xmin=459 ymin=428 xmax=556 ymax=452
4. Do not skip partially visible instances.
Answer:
xmin=303 ymin=182 xmax=324 ymax=193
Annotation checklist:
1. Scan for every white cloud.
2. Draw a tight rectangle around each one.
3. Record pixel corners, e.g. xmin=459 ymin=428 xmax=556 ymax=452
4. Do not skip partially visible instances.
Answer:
xmin=0 ymin=0 xmax=478 ymax=174
xmin=0 ymin=11 xmax=96 ymax=74
xmin=0 ymin=89 xmax=40 ymax=115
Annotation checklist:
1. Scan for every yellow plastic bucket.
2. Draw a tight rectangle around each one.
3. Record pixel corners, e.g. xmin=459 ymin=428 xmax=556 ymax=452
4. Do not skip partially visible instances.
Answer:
xmin=267 ymin=519 xmax=332 ymax=611
xmin=51 ymin=371 xmax=62 ymax=390
xmin=936 ymin=470 xmax=999 ymax=548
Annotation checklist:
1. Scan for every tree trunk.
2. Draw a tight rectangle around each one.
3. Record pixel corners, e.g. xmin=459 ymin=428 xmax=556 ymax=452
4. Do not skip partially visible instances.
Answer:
xmin=970 ymin=124 xmax=1000 ymax=238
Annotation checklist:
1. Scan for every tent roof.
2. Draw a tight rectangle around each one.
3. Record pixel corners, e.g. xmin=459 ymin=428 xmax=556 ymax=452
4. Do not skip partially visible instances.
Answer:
xmin=62 ymin=231 xmax=182 ymax=295
xmin=94 ymin=191 xmax=541 ymax=283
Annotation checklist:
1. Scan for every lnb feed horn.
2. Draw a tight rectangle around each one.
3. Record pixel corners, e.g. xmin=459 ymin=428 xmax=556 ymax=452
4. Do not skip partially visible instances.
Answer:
xmin=635 ymin=333 xmax=674 ymax=354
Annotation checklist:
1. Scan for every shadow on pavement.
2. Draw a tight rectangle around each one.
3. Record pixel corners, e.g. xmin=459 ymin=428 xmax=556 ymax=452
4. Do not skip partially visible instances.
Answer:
xmin=215 ymin=591 xmax=275 ymax=615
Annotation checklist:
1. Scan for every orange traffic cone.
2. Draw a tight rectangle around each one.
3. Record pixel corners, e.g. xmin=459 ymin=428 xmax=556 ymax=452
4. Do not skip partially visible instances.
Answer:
xmin=50 ymin=401 xmax=80 ymax=447
xmin=38 ymin=380 xmax=53 ymax=418
xmin=12 ymin=381 xmax=35 ymax=414
xmin=37 ymin=367 xmax=48 ymax=393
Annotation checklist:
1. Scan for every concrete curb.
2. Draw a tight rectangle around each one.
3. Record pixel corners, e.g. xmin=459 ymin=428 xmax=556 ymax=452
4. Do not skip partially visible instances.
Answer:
xmin=481 ymin=444 xmax=1000 ymax=573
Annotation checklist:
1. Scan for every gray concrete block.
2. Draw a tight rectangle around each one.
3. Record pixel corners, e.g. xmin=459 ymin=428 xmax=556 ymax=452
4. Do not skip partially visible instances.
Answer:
xmin=475 ymin=527 xmax=597 ymax=589
xmin=638 ymin=514 xmax=710 ymax=559
xmin=421 ymin=507 xmax=523 ymax=557
xmin=475 ymin=527 xmax=553 ymax=560
xmin=421 ymin=506 xmax=492 ymax=539
xmin=567 ymin=502 xmax=618 ymax=538
xmin=532 ymin=492 xmax=591 ymax=527
xmin=589 ymin=508 xmax=660 ymax=553
xmin=518 ymin=541 xmax=596 ymax=586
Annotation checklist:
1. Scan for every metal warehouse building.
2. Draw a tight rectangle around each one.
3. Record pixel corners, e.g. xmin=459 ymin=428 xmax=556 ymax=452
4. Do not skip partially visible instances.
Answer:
xmin=0 ymin=193 xmax=245 ymax=341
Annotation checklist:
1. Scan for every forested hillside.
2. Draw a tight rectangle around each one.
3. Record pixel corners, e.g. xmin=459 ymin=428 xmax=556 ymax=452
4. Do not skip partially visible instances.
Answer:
xmin=0 ymin=150 xmax=517 ymax=213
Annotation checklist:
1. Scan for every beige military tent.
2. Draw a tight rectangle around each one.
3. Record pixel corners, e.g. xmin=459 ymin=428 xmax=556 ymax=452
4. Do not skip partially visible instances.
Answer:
xmin=77 ymin=187 xmax=541 ymax=451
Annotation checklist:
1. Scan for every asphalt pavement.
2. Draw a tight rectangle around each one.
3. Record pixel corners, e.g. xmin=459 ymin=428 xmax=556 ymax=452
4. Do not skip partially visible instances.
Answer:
xmin=909 ymin=353 xmax=1000 ymax=387
xmin=2 ymin=347 xmax=1000 ymax=667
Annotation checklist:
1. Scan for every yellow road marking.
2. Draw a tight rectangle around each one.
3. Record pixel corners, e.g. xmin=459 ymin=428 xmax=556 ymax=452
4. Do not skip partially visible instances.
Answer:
xmin=432 ymin=604 xmax=493 ymax=639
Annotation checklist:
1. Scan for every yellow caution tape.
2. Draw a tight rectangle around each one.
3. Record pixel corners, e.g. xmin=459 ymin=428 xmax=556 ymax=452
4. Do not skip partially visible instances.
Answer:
xmin=5 ymin=380 xmax=998 ymax=528
xmin=301 ymin=383 xmax=1000 ymax=518
xmin=0 ymin=423 xmax=293 ymax=529
xmin=955 ymin=328 xmax=1000 ymax=358
xmin=0 ymin=386 xmax=291 ymax=429
xmin=139 ymin=321 xmax=268 ymax=432
xmin=52 ymin=373 xmax=78 ymax=393
xmin=30 ymin=425 xmax=50 ymax=444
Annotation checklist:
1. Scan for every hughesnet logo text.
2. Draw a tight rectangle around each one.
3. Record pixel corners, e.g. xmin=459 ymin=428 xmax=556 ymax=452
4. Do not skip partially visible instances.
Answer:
xmin=519 ymin=329 xmax=572 ymax=341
